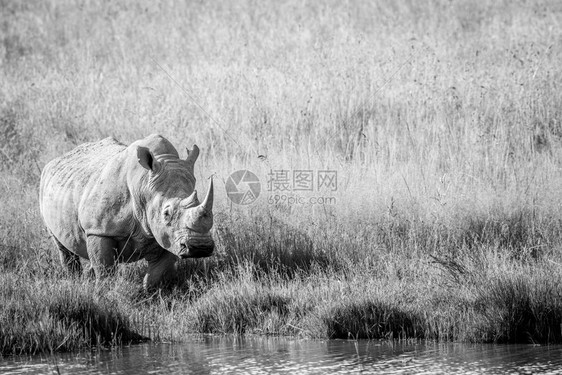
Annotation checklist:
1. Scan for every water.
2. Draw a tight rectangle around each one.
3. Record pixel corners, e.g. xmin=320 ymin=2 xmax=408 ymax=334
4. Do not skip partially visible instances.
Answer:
xmin=2 ymin=337 xmax=562 ymax=374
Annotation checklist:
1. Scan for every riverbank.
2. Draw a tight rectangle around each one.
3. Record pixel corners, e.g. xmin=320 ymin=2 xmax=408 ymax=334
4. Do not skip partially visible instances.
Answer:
xmin=2 ymin=0 xmax=562 ymax=356
xmin=3 ymin=171 xmax=562 ymax=355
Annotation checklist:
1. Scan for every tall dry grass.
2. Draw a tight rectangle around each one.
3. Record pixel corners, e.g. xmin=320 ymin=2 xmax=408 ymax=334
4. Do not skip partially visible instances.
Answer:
xmin=2 ymin=0 xmax=562 ymax=354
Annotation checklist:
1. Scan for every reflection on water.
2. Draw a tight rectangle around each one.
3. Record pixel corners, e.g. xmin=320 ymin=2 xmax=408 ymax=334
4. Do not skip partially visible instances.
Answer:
xmin=2 ymin=337 xmax=562 ymax=374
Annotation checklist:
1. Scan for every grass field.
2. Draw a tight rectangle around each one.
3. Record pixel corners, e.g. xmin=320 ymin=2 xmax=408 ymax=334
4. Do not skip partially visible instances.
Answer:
xmin=2 ymin=0 xmax=562 ymax=355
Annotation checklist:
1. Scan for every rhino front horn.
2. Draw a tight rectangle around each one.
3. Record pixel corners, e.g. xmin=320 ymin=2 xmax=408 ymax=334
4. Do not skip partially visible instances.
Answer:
xmin=201 ymin=178 xmax=213 ymax=212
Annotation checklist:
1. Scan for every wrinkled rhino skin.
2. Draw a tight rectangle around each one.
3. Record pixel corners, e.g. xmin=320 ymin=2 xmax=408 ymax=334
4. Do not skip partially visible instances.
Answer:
xmin=40 ymin=134 xmax=214 ymax=289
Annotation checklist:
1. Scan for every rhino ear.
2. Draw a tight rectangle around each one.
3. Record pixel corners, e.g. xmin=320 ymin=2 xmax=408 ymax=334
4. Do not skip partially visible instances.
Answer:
xmin=186 ymin=145 xmax=200 ymax=165
xmin=137 ymin=146 xmax=159 ymax=172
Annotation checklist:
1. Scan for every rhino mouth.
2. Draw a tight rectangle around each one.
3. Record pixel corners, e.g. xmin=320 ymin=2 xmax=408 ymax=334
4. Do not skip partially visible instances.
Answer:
xmin=178 ymin=232 xmax=214 ymax=258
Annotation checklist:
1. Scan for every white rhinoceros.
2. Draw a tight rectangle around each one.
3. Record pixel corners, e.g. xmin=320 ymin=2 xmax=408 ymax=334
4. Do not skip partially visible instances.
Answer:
xmin=39 ymin=134 xmax=214 ymax=289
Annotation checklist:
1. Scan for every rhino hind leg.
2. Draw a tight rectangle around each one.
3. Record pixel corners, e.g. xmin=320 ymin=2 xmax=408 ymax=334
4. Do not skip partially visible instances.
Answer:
xmin=50 ymin=233 xmax=82 ymax=276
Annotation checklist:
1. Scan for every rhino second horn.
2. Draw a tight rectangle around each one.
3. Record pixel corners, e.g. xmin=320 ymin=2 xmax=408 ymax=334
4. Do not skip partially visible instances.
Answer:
xmin=184 ymin=190 xmax=199 ymax=207
xmin=201 ymin=179 xmax=214 ymax=212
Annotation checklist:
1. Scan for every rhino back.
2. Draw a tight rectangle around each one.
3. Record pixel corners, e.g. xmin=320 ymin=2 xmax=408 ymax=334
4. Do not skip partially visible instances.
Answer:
xmin=40 ymin=137 xmax=129 ymax=256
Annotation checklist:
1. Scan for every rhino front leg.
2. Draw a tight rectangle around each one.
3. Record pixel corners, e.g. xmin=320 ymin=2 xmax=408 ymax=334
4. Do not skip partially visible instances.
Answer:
xmin=86 ymin=235 xmax=118 ymax=279
xmin=143 ymin=250 xmax=178 ymax=290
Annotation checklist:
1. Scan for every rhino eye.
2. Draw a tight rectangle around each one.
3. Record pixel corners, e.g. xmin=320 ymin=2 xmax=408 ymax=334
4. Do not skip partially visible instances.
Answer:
xmin=163 ymin=207 xmax=173 ymax=223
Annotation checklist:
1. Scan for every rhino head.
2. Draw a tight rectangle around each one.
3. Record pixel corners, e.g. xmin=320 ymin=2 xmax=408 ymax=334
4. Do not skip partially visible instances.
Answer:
xmin=135 ymin=143 xmax=214 ymax=259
